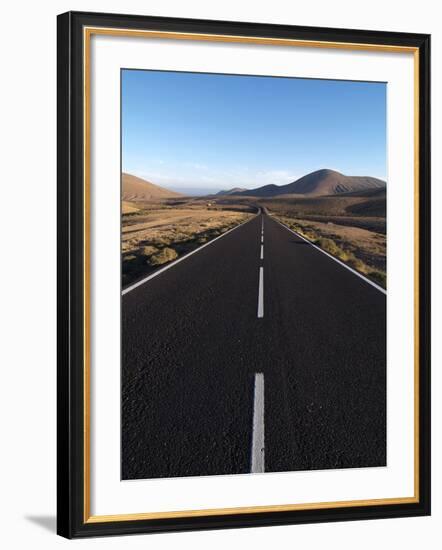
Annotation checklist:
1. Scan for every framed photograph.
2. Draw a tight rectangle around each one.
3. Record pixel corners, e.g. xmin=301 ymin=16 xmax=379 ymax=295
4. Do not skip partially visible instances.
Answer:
xmin=57 ymin=11 xmax=431 ymax=538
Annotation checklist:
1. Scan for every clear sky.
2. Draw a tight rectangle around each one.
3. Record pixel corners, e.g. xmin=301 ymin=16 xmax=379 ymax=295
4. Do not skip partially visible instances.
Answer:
xmin=122 ymin=69 xmax=386 ymax=194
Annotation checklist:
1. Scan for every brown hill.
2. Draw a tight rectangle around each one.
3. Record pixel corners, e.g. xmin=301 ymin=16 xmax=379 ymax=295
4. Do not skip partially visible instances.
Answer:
xmin=122 ymin=173 xmax=184 ymax=201
xmin=233 ymin=169 xmax=386 ymax=198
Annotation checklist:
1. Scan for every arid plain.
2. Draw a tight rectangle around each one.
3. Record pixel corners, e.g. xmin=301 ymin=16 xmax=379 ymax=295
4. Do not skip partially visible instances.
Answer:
xmin=121 ymin=169 xmax=386 ymax=289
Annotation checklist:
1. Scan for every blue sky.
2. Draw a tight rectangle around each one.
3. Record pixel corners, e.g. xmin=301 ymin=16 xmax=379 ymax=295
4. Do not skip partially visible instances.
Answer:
xmin=122 ymin=70 xmax=386 ymax=194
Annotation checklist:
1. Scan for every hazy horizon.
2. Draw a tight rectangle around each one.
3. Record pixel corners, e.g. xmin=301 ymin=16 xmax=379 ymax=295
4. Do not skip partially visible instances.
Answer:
xmin=122 ymin=70 xmax=387 ymax=191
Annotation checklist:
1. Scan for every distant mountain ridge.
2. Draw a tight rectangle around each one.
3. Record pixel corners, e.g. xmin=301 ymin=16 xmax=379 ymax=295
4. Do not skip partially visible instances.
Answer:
xmin=232 ymin=169 xmax=386 ymax=198
xmin=122 ymin=173 xmax=184 ymax=200
xmin=216 ymin=187 xmax=248 ymax=196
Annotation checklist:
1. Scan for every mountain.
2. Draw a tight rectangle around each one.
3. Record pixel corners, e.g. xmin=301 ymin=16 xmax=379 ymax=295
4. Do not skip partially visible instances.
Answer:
xmin=232 ymin=184 xmax=279 ymax=197
xmin=122 ymin=173 xmax=184 ymax=201
xmin=216 ymin=187 xmax=248 ymax=195
xmin=232 ymin=169 xmax=386 ymax=198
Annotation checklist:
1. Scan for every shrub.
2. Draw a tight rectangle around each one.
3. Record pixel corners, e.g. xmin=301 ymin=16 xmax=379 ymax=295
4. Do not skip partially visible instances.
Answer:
xmin=315 ymin=237 xmax=340 ymax=255
xmin=347 ymin=257 xmax=367 ymax=272
xmin=315 ymin=237 xmax=355 ymax=262
xmin=148 ymin=247 xmax=178 ymax=266
xmin=303 ymin=231 xmax=318 ymax=241
xmin=139 ymin=245 xmax=158 ymax=258
xmin=152 ymin=236 xmax=172 ymax=246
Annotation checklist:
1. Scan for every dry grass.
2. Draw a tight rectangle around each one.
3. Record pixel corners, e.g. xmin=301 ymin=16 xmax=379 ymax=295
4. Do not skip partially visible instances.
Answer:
xmin=122 ymin=206 xmax=252 ymax=286
xmin=122 ymin=208 xmax=251 ymax=251
xmin=122 ymin=201 xmax=140 ymax=214
xmin=273 ymin=214 xmax=386 ymax=288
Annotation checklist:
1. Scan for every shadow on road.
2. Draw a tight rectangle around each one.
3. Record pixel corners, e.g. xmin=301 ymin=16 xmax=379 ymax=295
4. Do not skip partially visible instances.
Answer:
xmin=288 ymin=239 xmax=310 ymax=245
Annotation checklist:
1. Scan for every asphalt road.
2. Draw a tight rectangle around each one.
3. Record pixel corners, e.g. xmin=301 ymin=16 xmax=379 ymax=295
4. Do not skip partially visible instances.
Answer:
xmin=121 ymin=212 xmax=386 ymax=480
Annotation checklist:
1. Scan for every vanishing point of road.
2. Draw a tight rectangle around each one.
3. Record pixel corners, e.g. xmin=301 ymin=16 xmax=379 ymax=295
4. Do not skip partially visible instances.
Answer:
xmin=121 ymin=211 xmax=386 ymax=479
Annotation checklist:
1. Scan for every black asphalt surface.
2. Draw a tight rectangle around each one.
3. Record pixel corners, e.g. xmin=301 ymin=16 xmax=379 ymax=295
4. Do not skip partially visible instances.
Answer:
xmin=121 ymin=212 xmax=386 ymax=480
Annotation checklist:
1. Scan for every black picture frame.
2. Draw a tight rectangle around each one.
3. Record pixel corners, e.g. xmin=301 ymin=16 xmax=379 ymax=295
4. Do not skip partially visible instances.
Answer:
xmin=57 ymin=10 xmax=431 ymax=539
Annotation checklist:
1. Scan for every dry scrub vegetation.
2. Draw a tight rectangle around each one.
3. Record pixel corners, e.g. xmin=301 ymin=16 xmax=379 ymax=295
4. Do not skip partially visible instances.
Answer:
xmin=122 ymin=204 xmax=253 ymax=286
xmin=273 ymin=214 xmax=386 ymax=288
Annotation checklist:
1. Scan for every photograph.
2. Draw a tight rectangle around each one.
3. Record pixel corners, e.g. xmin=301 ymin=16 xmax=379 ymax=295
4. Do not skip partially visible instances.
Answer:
xmin=55 ymin=9 xmax=431 ymax=538
xmin=120 ymin=69 xmax=387 ymax=480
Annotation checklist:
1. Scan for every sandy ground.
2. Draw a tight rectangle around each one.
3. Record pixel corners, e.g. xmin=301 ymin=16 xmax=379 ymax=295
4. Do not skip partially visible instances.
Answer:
xmin=122 ymin=208 xmax=252 ymax=253
xmin=275 ymin=215 xmax=386 ymax=274
xmin=122 ymin=201 xmax=140 ymax=214
xmin=295 ymin=219 xmax=386 ymax=256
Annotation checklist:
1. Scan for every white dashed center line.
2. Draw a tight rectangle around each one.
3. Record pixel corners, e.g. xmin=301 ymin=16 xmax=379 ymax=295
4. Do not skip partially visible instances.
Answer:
xmin=251 ymin=373 xmax=265 ymax=473
xmin=257 ymin=267 xmax=264 ymax=318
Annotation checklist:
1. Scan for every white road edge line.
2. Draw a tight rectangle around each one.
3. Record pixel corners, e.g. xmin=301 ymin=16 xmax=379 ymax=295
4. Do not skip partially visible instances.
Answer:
xmin=122 ymin=214 xmax=258 ymax=295
xmin=257 ymin=267 xmax=264 ymax=318
xmin=272 ymin=217 xmax=386 ymax=295
xmin=251 ymin=373 xmax=265 ymax=473
xmin=260 ymin=244 xmax=264 ymax=260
